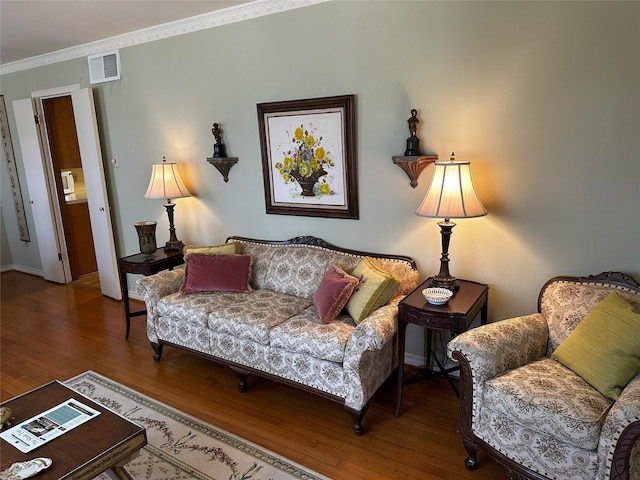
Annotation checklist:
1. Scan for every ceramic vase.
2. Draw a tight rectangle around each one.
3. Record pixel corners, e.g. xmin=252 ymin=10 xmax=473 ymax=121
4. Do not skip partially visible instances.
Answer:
xmin=134 ymin=221 xmax=157 ymax=255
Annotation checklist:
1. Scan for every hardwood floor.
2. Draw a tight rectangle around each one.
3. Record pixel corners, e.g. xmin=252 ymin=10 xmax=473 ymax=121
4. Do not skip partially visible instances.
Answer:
xmin=0 ymin=271 xmax=507 ymax=480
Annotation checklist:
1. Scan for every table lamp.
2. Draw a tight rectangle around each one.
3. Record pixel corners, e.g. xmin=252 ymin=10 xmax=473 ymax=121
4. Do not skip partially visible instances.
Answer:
xmin=416 ymin=153 xmax=487 ymax=290
xmin=144 ymin=156 xmax=191 ymax=251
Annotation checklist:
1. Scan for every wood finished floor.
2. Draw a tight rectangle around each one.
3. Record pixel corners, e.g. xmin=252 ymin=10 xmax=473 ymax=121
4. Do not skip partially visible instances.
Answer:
xmin=0 ymin=271 xmax=507 ymax=480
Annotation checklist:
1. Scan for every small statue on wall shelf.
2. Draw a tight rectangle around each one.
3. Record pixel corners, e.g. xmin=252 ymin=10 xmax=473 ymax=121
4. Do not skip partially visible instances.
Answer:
xmin=207 ymin=121 xmax=237 ymax=182
xmin=404 ymin=108 xmax=421 ymax=156
xmin=212 ymin=123 xmax=227 ymax=158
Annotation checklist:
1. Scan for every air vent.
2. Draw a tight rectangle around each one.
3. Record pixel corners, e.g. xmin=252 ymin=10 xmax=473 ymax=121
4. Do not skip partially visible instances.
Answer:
xmin=88 ymin=50 xmax=121 ymax=84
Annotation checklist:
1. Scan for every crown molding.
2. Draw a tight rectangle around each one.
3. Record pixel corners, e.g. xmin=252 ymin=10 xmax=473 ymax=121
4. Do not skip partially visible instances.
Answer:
xmin=1 ymin=0 xmax=328 ymax=76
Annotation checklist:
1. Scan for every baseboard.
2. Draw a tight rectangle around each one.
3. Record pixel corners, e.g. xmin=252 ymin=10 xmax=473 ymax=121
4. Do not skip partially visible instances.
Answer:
xmin=4 ymin=265 xmax=141 ymax=302
xmin=128 ymin=290 xmax=143 ymax=301
xmin=1 ymin=264 xmax=43 ymax=276
xmin=403 ymin=352 xmax=426 ymax=367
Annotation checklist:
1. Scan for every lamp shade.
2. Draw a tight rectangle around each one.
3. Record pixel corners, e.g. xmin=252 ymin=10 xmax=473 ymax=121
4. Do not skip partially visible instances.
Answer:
xmin=144 ymin=157 xmax=191 ymax=201
xmin=416 ymin=160 xmax=487 ymax=219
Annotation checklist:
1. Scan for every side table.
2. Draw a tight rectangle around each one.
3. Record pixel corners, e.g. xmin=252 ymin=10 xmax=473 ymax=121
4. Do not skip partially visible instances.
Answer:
xmin=395 ymin=278 xmax=488 ymax=417
xmin=118 ymin=248 xmax=184 ymax=339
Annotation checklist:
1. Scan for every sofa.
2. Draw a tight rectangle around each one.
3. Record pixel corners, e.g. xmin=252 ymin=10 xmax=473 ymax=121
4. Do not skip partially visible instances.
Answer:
xmin=138 ymin=235 xmax=418 ymax=434
xmin=447 ymin=272 xmax=640 ymax=480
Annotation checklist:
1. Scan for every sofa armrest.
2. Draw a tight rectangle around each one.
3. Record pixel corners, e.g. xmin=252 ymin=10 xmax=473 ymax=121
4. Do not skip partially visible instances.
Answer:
xmin=346 ymin=303 xmax=398 ymax=354
xmin=343 ymin=303 xmax=398 ymax=410
xmin=447 ymin=313 xmax=549 ymax=437
xmin=137 ymin=269 xmax=184 ymax=343
xmin=599 ymin=374 xmax=640 ymax=480
xmin=137 ymin=268 xmax=184 ymax=299
xmin=447 ymin=313 xmax=549 ymax=381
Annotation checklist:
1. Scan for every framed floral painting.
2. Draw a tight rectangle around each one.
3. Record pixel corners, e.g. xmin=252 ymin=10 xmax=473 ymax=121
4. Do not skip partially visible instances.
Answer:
xmin=257 ymin=95 xmax=358 ymax=219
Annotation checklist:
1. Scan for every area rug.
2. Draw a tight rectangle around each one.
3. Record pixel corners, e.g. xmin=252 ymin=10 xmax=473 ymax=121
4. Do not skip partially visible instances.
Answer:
xmin=65 ymin=371 xmax=329 ymax=480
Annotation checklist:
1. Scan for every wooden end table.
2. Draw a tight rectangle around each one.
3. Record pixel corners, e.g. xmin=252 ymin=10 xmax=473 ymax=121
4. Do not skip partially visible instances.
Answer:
xmin=395 ymin=278 xmax=488 ymax=417
xmin=118 ymin=248 xmax=184 ymax=339
xmin=0 ymin=381 xmax=146 ymax=479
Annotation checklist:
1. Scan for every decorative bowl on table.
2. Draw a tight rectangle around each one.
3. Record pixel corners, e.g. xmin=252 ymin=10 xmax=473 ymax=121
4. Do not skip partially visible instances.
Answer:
xmin=422 ymin=287 xmax=453 ymax=305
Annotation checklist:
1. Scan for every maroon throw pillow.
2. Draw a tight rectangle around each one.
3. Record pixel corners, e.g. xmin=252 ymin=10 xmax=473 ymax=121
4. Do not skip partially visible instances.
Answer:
xmin=181 ymin=253 xmax=252 ymax=294
xmin=313 ymin=265 xmax=359 ymax=324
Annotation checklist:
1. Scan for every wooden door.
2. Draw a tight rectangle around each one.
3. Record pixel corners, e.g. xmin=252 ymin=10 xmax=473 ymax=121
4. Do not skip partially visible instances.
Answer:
xmin=71 ymin=89 xmax=121 ymax=300
xmin=42 ymin=96 xmax=98 ymax=279
xmin=13 ymin=97 xmax=67 ymax=283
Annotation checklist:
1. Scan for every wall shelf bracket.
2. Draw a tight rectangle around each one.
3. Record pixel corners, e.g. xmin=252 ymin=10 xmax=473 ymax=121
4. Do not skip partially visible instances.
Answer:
xmin=207 ymin=157 xmax=238 ymax=183
xmin=392 ymin=155 xmax=438 ymax=188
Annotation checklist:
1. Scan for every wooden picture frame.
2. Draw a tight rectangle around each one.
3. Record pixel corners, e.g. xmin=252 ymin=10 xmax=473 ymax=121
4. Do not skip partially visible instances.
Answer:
xmin=257 ymin=95 xmax=358 ymax=219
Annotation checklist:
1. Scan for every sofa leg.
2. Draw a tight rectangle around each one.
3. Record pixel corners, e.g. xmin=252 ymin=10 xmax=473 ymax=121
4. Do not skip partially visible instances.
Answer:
xmin=230 ymin=367 xmax=250 ymax=392
xmin=151 ymin=342 xmax=163 ymax=362
xmin=463 ymin=438 xmax=478 ymax=470
xmin=345 ymin=403 xmax=369 ymax=436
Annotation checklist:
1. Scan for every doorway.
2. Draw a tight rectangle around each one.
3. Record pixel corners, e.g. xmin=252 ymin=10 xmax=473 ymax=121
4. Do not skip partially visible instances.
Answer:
xmin=13 ymin=88 xmax=122 ymax=300
xmin=42 ymin=96 xmax=98 ymax=281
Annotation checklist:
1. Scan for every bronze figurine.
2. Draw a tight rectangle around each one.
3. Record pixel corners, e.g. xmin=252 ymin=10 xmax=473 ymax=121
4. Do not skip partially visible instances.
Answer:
xmin=212 ymin=123 xmax=226 ymax=158
xmin=405 ymin=109 xmax=421 ymax=156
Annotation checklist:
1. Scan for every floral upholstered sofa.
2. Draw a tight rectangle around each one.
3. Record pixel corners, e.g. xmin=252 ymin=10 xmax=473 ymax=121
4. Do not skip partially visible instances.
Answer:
xmin=138 ymin=235 xmax=418 ymax=434
xmin=448 ymin=272 xmax=640 ymax=480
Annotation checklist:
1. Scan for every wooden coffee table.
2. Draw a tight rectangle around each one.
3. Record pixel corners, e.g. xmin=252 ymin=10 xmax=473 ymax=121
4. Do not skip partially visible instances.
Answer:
xmin=0 ymin=381 xmax=146 ymax=479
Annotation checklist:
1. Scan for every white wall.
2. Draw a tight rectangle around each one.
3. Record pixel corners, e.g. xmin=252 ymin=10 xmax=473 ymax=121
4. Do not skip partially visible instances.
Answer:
xmin=1 ymin=1 xmax=639 ymax=359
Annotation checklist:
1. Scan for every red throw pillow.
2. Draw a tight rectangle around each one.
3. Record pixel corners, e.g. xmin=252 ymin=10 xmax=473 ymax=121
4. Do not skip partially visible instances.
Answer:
xmin=181 ymin=253 xmax=252 ymax=294
xmin=313 ymin=265 xmax=359 ymax=324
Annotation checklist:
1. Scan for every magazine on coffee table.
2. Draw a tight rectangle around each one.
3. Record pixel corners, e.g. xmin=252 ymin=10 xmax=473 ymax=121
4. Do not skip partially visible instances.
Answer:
xmin=0 ymin=399 xmax=101 ymax=453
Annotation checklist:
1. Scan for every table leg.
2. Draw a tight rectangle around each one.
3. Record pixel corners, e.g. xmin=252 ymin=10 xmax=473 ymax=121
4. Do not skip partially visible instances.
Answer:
xmin=395 ymin=319 xmax=408 ymax=418
xmin=108 ymin=467 xmax=133 ymax=480
xmin=431 ymin=353 xmax=460 ymax=398
xmin=119 ymin=267 xmax=131 ymax=339
xmin=481 ymin=298 xmax=488 ymax=325
xmin=426 ymin=328 xmax=433 ymax=369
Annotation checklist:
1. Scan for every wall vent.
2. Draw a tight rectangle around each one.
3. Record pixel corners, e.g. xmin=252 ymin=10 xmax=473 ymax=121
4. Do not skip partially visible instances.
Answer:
xmin=88 ymin=50 xmax=121 ymax=84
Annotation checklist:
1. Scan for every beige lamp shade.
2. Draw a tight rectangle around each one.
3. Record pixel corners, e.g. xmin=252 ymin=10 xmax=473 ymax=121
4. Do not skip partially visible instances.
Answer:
xmin=143 ymin=156 xmax=191 ymax=251
xmin=416 ymin=157 xmax=487 ymax=290
xmin=144 ymin=157 xmax=191 ymax=201
xmin=416 ymin=160 xmax=487 ymax=220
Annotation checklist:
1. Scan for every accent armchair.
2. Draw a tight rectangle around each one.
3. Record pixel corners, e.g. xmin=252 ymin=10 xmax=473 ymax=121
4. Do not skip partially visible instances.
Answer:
xmin=448 ymin=272 xmax=640 ymax=480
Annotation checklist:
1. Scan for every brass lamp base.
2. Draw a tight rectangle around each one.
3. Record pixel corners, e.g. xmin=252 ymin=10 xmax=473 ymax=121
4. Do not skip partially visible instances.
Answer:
xmin=428 ymin=275 xmax=459 ymax=291
xmin=429 ymin=219 xmax=460 ymax=291
xmin=164 ymin=239 xmax=184 ymax=251
xmin=163 ymin=201 xmax=184 ymax=251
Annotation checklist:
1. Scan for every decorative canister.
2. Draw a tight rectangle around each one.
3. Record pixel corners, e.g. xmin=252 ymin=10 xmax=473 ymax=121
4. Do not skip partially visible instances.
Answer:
xmin=134 ymin=221 xmax=157 ymax=254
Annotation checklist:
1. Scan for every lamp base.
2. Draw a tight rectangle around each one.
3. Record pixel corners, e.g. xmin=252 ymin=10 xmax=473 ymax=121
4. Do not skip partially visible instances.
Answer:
xmin=163 ymin=201 xmax=184 ymax=251
xmin=428 ymin=276 xmax=459 ymax=291
xmin=164 ymin=239 xmax=184 ymax=251
xmin=429 ymin=219 xmax=459 ymax=291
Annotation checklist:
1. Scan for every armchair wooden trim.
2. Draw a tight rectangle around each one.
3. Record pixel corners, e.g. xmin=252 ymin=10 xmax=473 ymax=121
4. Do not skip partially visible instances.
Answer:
xmin=538 ymin=271 xmax=640 ymax=312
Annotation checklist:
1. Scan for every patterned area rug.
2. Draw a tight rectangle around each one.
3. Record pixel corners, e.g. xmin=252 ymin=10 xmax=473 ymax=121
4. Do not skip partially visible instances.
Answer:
xmin=65 ymin=371 xmax=328 ymax=480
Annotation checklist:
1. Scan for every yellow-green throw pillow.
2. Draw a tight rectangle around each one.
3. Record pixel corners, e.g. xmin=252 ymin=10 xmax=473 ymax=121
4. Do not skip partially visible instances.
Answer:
xmin=345 ymin=257 xmax=400 ymax=324
xmin=182 ymin=243 xmax=239 ymax=255
xmin=552 ymin=292 xmax=640 ymax=400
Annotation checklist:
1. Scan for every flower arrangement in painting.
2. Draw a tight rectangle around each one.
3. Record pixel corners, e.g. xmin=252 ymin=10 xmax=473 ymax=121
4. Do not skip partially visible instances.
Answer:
xmin=275 ymin=124 xmax=334 ymax=196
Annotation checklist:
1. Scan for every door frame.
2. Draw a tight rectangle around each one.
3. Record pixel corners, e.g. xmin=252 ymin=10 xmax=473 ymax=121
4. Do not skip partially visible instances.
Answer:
xmin=33 ymin=87 xmax=79 ymax=282
xmin=16 ymin=84 xmax=122 ymax=299
xmin=27 ymin=85 xmax=81 ymax=282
